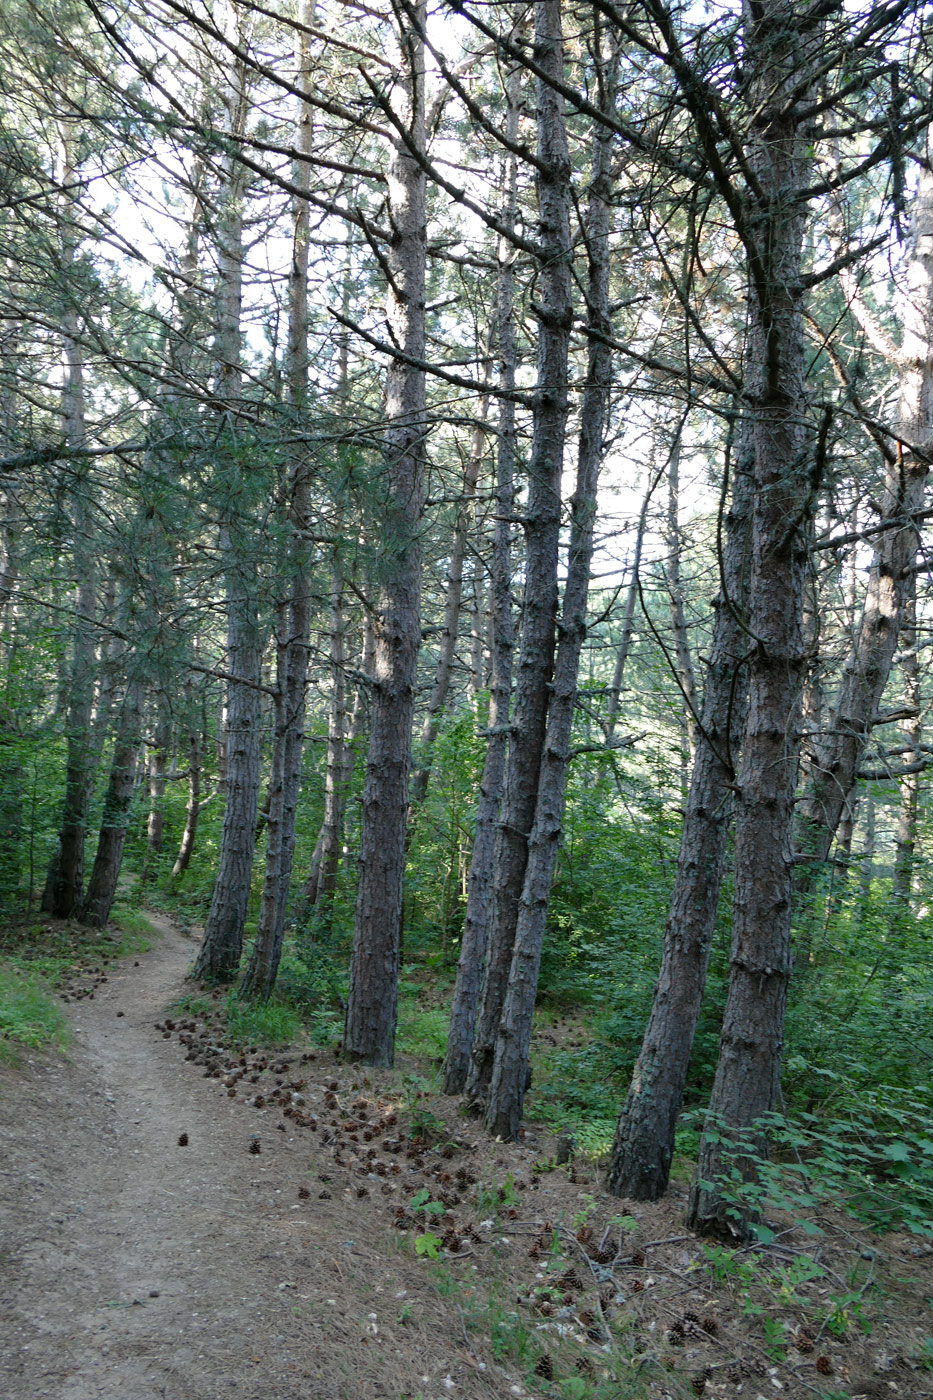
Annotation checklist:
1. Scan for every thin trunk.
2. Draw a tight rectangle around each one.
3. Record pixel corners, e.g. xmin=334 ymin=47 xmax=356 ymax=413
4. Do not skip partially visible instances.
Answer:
xmin=794 ymin=159 xmax=933 ymax=905
xmin=607 ymin=424 xmax=753 ymax=1200
xmin=688 ymin=0 xmax=815 ymax=1238
xmin=411 ymin=392 xmax=488 ymax=805
xmin=344 ymin=4 xmax=427 ymax=1066
xmin=172 ymin=698 xmax=201 ymax=881
xmin=79 ymin=675 xmax=144 ymax=928
xmin=465 ymin=0 xmax=573 ymax=1107
xmin=483 ymin=23 xmax=615 ymax=1140
xmin=605 ymin=475 xmax=653 ymax=739
xmin=193 ymin=23 xmax=260 ymax=981
xmin=44 ymin=133 xmax=96 ymax=918
xmin=891 ymin=578 xmax=920 ymax=925
xmin=241 ymin=3 xmax=315 ymax=1001
xmin=147 ymin=703 xmax=170 ymax=854
xmin=665 ymin=427 xmax=699 ymax=764
xmin=443 ymin=55 xmax=519 ymax=1096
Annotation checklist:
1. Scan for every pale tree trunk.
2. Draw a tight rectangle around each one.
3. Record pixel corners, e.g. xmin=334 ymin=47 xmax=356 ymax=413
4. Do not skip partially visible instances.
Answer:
xmin=79 ymin=674 xmax=144 ymax=928
xmin=44 ymin=132 xmax=96 ymax=918
xmin=0 ymin=316 xmax=21 ymax=620
xmin=607 ymin=422 xmax=753 ymax=1200
xmin=465 ymin=0 xmax=574 ymax=1108
xmin=146 ymin=701 xmax=170 ymax=854
xmin=890 ymin=578 xmax=920 ymax=927
xmin=665 ymin=425 xmax=699 ymax=765
xmin=193 ymin=15 xmax=261 ymax=981
xmin=442 ymin=54 xmax=519 ymax=1096
xmin=303 ymin=562 xmax=347 ymax=914
xmin=688 ymin=0 xmax=816 ymax=1238
xmin=795 ymin=157 xmax=933 ymax=907
xmin=483 ymin=22 xmax=615 ymax=1139
xmin=411 ymin=392 xmax=488 ymax=806
xmin=172 ymin=683 xmax=201 ymax=881
xmin=241 ymin=0 xmax=315 ymax=1001
xmin=303 ymin=248 xmax=359 ymax=920
xmin=605 ymin=474 xmax=654 ymax=739
xmin=468 ymin=552 xmax=486 ymax=702
xmin=344 ymin=3 xmax=427 ymax=1065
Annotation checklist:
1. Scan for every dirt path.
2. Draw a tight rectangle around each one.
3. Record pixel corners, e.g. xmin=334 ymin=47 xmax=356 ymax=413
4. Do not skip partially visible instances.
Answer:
xmin=0 ymin=916 xmax=473 ymax=1400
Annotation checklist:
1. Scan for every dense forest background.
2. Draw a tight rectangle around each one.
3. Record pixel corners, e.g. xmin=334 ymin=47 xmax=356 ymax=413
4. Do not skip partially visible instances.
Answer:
xmin=1 ymin=0 xmax=932 ymax=1243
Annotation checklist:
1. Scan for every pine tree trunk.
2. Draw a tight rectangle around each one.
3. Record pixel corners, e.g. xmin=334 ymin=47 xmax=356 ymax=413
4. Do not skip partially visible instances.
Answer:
xmin=45 ymin=136 xmax=96 ymax=918
xmin=344 ymin=5 xmax=427 ymax=1066
xmin=443 ymin=57 xmax=519 ymax=1096
xmin=687 ymin=0 xmax=815 ymax=1238
xmin=192 ymin=25 xmax=260 ymax=982
xmin=607 ymin=425 xmax=752 ymax=1200
xmin=605 ymin=475 xmax=653 ymax=739
xmin=79 ymin=675 xmax=143 ymax=928
xmin=172 ymin=700 xmax=201 ymax=881
xmin=411 ymin=392 xmax=488 ymax=806
xmin=794 ymin=160 xmax=933 ymax=907
xmin=665 ymin=427 xmax=699 ymax=765
xmin=891 ymin=578 xmax=920 ymax=928
xmin=482 ymin=26 xmax=615 ymax=1139
xmin=464 ymin=0 xmax=573 ymax=1107
xmin=240 ymin=1 xmax=315 ymax=1002
xmin=147 ymin=704 xmax=170 ymax=854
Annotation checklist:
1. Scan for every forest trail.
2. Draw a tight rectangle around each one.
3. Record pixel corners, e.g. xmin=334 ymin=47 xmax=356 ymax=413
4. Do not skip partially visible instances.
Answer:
xmin=0 ymin=915 xmax=479 ymax=1400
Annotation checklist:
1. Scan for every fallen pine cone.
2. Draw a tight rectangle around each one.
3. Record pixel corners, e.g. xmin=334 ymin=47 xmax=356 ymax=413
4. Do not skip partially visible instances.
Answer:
xmin=177 ymin=1132 xmax=188 ymax=1147
xmin=815 ymin=1356 xmax=833 ymax=1376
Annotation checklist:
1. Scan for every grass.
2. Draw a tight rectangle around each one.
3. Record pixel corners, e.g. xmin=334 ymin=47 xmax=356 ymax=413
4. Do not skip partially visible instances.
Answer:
xmin=0 ymin=902 xmax=159 ymax=1063
xmin=0 ymin=960 xmax=70 ymax=1062
xmin=222 ymin=989 xmax=302 ymax=1047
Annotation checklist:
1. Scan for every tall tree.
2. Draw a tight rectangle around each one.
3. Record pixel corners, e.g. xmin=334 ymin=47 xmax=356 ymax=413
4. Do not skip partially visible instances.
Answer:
xmin=464 ymin=0 xmax=574 ymax=1107
xmin=482 ymin=12 xmax=618 ymax=1139
xmin=686 ymin=0 xmax=820 ymax=1237
xmin=344 ymin=0 xmax=427 ymax=1065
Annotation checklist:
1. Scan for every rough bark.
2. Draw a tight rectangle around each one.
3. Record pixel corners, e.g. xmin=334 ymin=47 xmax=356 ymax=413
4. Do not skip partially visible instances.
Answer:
xmin=891 ymin=578 xmax=920 ymax=925
xmin=241 ymin=0 xmax=315 ymax=1002
xmin=442 ymin=57 xmax=519 ymax=1096
xmin=44 ymin=134 xmax=96 ymax=918
xmin=192 ymin=25 xmax=261 ymax=982
xmin=687 ymin=0 xmax=815 ymax=1238
xmin=411 ymin=393 xmax=488 ymax=806
xmin=172 ymin=693 xmax=201 ymax=881
xmin=607 ymin=425 xmax=753 ymax=1200
xmin=465 ymin=0 xmax=573 ymax=1108
xmin=483 ymin=22 xmax=615 ymax=1140
xmin=665 ymin=427 xmax=699 ymax=767
xmin=79 ymin=675 xmax=143 ymax=929
xmin=605 ymin=475 xmax=653 ymax=739
xmin=146 ymin=703 xmax=170 ymax=854
xmin=344 ymin=4 xmax=426 ymax=1066
xmin=794 ymin=157 xmax=933 ymax=908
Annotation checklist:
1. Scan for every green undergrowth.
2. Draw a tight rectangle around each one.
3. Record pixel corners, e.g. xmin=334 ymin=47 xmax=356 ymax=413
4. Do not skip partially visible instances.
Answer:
xmin=0 ymin=960 xmax=70 ymax=1061
xmin=0 ymin=903 xmax=159 ymax=1060
xmin=169 ymin=985 xmax=302 ymax=1049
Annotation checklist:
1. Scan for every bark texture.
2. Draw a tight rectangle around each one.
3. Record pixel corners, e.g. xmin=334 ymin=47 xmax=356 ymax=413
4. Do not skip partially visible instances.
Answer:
xmin=442 ymin=58 xmax=519 ymax=1096
xmin=344 ymin=6 xmax=426 ymax=1065
xmin=607 ymin=426 xmax=752 ymax=1200
xmin=483 ymin=26 xmax=615 ymax=1139
xmin=464 ymin=0 xmax=572 ymax=1106
xmin=794 ymin=159 xmax=933 ymax=907
xmin=79 ymin=676 xmax=144 ymax=929
xmin=241 ymin=0 xmax=315 ymax=1001
xmin=192 ymin=25 xmax=261 ymax=982
xmin=687 ymin=0 xmax=816 ymax=1238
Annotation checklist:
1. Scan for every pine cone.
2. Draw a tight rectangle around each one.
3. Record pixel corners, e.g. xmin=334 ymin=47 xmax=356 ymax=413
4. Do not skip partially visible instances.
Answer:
xmin=815 ymin=1355 xmax=833 ymax=1375
xmin=534 ymin=1355 xmax=554 ymax=1381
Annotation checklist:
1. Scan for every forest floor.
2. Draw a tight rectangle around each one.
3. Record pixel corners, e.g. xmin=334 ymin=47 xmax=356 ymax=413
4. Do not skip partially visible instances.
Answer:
xmin=1 ymin=912 xmax=931 ymax=1400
